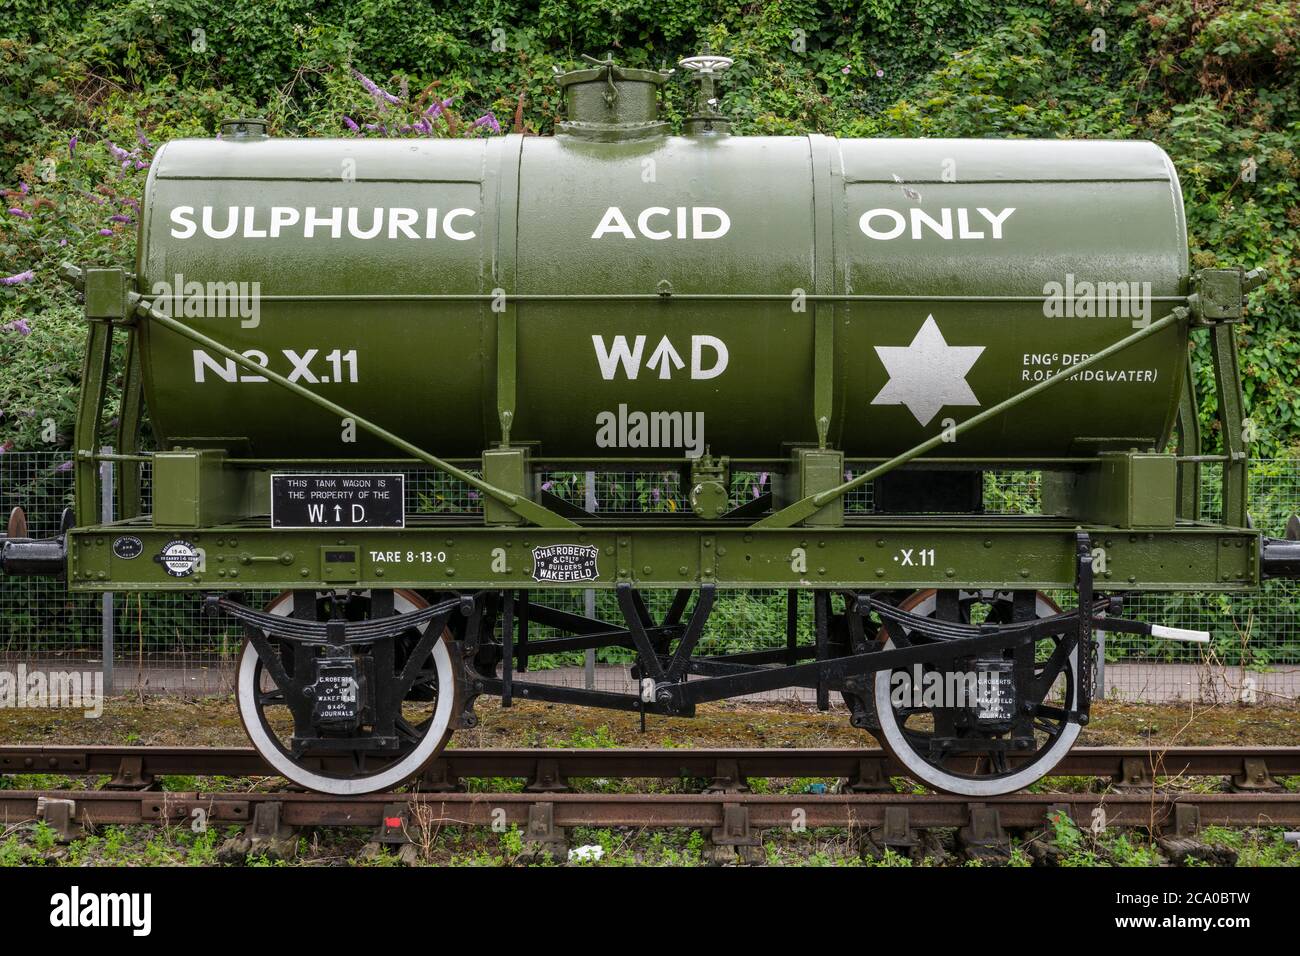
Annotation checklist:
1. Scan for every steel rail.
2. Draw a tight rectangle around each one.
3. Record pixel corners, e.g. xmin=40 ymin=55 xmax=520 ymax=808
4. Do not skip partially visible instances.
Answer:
xmin=1 ymin=789 xmax=1297 ymax=831
xmin=3 ymin=745 xmax=1297 ymax=785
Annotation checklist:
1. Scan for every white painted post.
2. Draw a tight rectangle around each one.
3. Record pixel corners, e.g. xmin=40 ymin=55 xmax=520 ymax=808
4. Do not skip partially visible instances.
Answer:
xmin=99 ymin=446 xmax=114 ymax=695
xmin=584 ymin=470 xmax=597 ymax=690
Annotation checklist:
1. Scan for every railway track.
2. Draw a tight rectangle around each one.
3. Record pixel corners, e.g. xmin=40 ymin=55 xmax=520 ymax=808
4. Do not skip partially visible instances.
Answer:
xmin=2 ymin=745 xmax=1298 ymax=854
xmin=1 ymin=788 xmax=1298 ymax=830
xmin=2 ymin=744 xmax=1298 ymax=791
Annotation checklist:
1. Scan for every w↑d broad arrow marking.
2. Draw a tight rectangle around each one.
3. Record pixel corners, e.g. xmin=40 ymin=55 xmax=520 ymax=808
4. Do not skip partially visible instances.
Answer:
xmin=871 ymin=315 xmax=985 ymax=426
xmin=646 ymin=335 xmax=685 ymax=379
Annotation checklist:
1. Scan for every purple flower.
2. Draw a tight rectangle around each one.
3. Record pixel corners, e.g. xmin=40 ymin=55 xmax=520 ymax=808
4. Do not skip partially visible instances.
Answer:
xmin=120 ymin=197 xmax=140 ymax=209
xmin=8 ymin=208 xmax=30 ymax=219
xmin=541 ymin=480 xmax=554 ymax=492
xmin=875 ymin=69 xmax=884 ymax=78
xmin=98 ymin=228 xmax=113 ymax=236
xmin=136 ymin=128 xmax=152 ymax=149
xmin=1 ymin=270 xmax=34 ymax=285
xmin=472 ymin=112 xmax=501 ymax=134
xmin=424 ymin=96 xmax=453 ymax=118
xmin=841 ymin=66 xmax=851 ymax=75
xmin=56 ymin=460 xmax=73 ymax=472
xmin=134 ymin=160 xmax=149 ymax=169
xmin=58 ymin=238 xmax=67 ymax=246
xmin=652 ymin=487 xmax=661 ymax=502
xmin=2 ymin=319 xmax=32 ymax=336
xmin=69 ymin=135 xmax=77 ymax=158
xmin=342 ymin=116 xmax=360 ymax=132
xmin=19 ymin=182 xmax=28 ymax=194
xmin=352 ymin=69 xmax=401 ymax=106
xmin=107 ymin=142 xmax=131 ymax=163
xmin=467 ymin=490 xmax=480 ymax=500
xmin=754 ymin=471 xmax=769 ymax=498
xmin=109 ymin=214 xmax=133 ymax=223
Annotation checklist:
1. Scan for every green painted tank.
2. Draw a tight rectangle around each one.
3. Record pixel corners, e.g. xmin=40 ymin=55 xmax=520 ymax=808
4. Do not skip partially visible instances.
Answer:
xmin=135 ymin=60 xmax=1189 ymax=462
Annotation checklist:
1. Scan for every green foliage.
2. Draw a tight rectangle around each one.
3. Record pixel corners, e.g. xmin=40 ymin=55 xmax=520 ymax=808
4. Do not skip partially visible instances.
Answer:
xmin=0 ymin=0 xmax=1296 ymax=460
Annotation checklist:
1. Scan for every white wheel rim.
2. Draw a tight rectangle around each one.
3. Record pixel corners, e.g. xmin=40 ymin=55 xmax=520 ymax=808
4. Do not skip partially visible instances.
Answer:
xmin=873 ymin=592 xmax=1081 ymax=797
xmin=237 ymin=591 xmax=455 ymax=795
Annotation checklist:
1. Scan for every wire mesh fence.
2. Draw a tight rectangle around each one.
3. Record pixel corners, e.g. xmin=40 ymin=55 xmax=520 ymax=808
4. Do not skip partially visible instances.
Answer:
xmin=1 ymin=451 xmax=1298 ymax=704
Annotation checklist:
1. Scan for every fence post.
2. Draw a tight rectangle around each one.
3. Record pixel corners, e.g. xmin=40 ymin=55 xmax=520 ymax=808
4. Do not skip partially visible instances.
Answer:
xmin=99 ymin=446 xmax=114 ymax=696
xmin=1095 ymin=630 xmax=1105 ymax=703
xmin=584 ymin=470 xmax=597 ymax=690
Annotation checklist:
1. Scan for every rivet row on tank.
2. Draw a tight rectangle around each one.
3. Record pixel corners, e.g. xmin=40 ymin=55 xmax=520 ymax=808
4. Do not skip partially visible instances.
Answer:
xmin=375 ymin=568 xmax=385 ymax=577
xmin=643 ymin=566 xmax=652 ymax=574
xmin=679 ymin=566 xmax=688 ymax=575
xmin=875 ymin=569 xmax=885 ymax=577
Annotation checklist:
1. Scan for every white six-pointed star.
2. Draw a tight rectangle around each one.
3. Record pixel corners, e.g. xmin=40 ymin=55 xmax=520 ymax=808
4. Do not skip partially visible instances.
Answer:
xmin=870 ymin=315 xmax=985 ymax=426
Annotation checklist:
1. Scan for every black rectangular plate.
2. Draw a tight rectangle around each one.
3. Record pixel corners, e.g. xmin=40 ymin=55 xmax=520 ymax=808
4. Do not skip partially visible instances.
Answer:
xmin=270 ymin=473 xmax=405 ymax=528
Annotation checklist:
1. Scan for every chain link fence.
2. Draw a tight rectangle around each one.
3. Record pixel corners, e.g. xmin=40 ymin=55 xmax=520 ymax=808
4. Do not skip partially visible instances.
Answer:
xmin=2 ymin=451 xmax=1297 ymax=704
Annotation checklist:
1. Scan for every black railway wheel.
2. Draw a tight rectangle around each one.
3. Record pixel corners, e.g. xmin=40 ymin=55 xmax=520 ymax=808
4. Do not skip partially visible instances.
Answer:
xmin=236 ymin=589 xmax=457 ymax=795
xmin=872 ymin=589 xmax=1081 ymax=796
